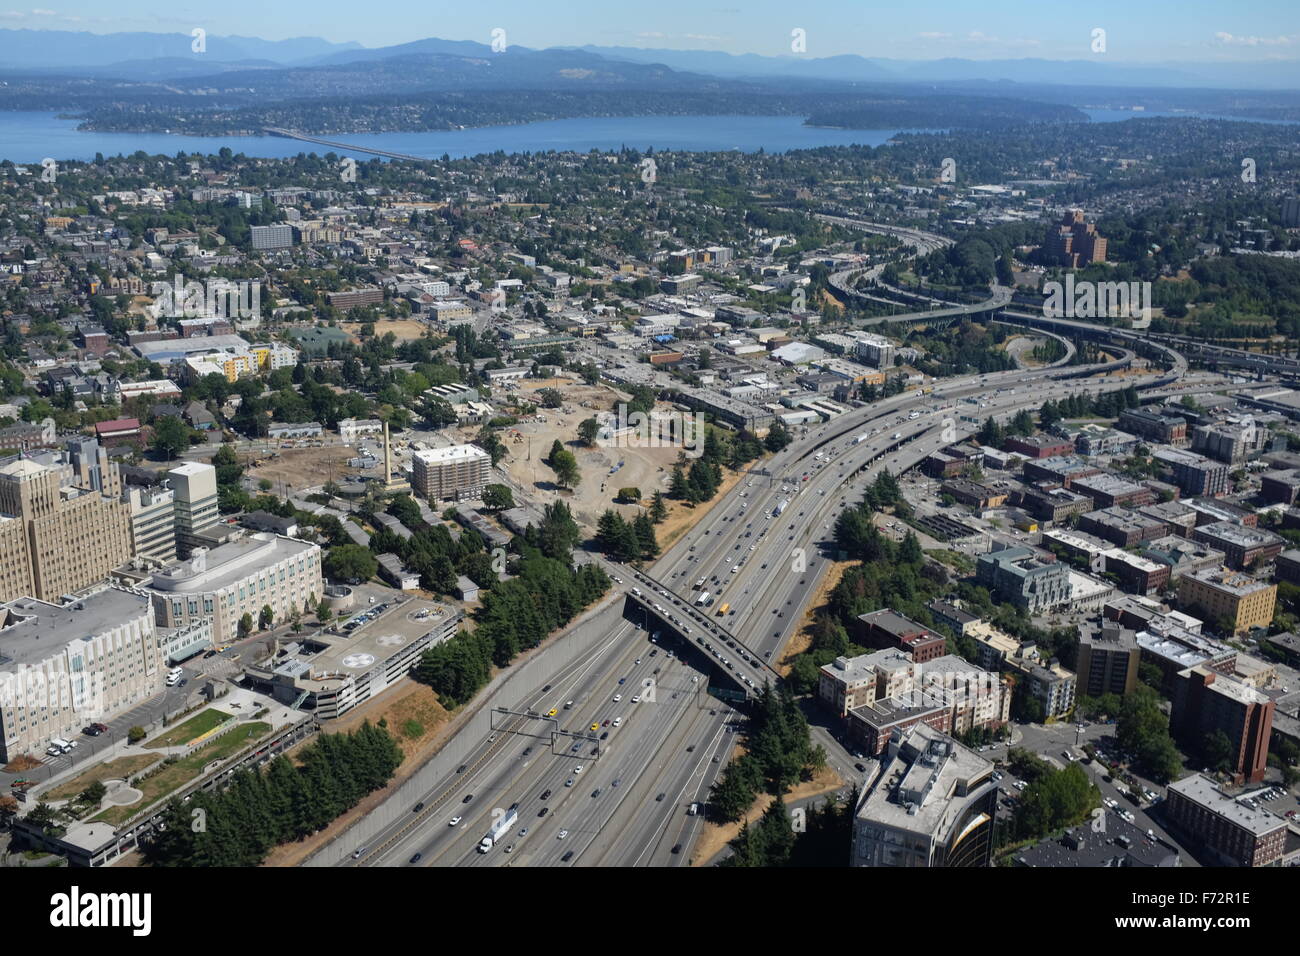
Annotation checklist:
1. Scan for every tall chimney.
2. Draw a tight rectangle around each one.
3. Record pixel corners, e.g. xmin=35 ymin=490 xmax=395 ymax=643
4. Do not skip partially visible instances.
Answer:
xmin=383 ymin=420 xmax=392 ymax=488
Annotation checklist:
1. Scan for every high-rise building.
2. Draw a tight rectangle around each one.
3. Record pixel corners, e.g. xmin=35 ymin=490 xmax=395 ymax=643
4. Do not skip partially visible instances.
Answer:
xmin=410 ymin=444 xmax=491 ymax=502
xmin=1178 ymin=568 xmax=1276 ymax=636
xmin=1044 ymin=209 xmax=1107 ymax=267
xmin=853 ymin=724 xmax=998 ymax=868
xmin=124 ymin=484 xmax=177 ymax=565
xmin=0 ymin=441 xmax=133 ymax=603
xmin=167 ymin=462 xmax=220 ymax=558
xmin=1171 ymin=666 xmax=1274 ymax=784
xmin=250 ymin=223 xmax=294 ymax=251
xmin=1076 ymin=622 xmax=1140 ymax=698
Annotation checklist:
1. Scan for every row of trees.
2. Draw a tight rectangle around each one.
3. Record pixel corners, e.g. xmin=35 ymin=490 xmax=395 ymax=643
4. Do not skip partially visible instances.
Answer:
xmin=413 ymin=546 xmax=610 ymax=708
xmin=594 ymin=510 xmax=660 ymax=564
xmin=709 ymin=685 xmax=825 ymax=822
xmin=143 ymin=723 xmax=403 ymax=866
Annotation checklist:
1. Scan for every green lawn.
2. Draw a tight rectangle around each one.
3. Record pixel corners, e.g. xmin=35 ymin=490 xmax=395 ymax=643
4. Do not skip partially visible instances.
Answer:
xmin=94 ymin=722 xmax=272 ymax=826
xmin=45 ymin=754 xmax=161 ymax=802
xmin=144 ymin=708 xmax=234 ymax=749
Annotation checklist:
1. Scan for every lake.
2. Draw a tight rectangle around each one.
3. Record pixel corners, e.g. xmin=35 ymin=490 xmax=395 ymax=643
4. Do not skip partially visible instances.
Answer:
xmin=0 ymin=108 xmax=1293 ymax=164
xmin=0 ymin=112 xmax=923 ymax=164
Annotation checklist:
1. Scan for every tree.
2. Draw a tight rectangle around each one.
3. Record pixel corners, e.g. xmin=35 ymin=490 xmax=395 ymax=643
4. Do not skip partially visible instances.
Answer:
xmin=127 ymin=726 xmax=146 ymax=743
xmin=325 ymin=544 xmax=378 ymax=583
xmin=482 ymin=484 xmax=514 ymax=511
xmin=418 ymin=396 xmax=457 ymax=429
xmin=577 ymin=417 xmax=601 ymax=446
xmin=616 ymin=487 xmax=642 ymax=504
xmin=238 ymin=613 xmax=253 ymax=638
xmin=649 ymin=492 xmax=668 ymax=524
xmin=151 ymin=415 xmax=189 ymax=460
xmin=316 ymin=598 xmax=333 ymax=622
xmin=259 ymin=604 xmax=274 ymax=630
xmin=290 ymin=609 xmax=303 ymax=634
xmin=538 ymin=388 xmax=563 ymax=409
xmin=550 ymin=449 xmax=580 ymax=490
xmin=79 ymin=781 xmax=108 ymax=805
xmin=764 ymin=420 xmax=792 ymax=453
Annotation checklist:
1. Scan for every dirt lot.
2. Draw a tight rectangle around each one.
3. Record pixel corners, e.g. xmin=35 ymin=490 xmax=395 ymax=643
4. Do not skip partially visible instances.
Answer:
xmin=341 ymin=318 xmax=435 ymax=343
xmin=245 ymin=444 xmax=358 ymax=492
xmin=491 ymin=379 xmax=683 ymax=531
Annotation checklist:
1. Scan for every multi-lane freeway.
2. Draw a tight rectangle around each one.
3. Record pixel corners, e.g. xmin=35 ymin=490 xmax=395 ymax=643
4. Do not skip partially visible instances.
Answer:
xmin=333 ymin=329 xmax=1180 ymax=867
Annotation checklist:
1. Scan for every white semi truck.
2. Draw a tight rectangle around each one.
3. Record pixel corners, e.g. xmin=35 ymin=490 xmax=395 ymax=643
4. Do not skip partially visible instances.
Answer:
xmin=479 ymin=807 xmax=518 ymax=852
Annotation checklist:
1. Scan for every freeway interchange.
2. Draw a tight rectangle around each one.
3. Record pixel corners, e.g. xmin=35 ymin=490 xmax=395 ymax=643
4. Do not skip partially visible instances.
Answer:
xmin=336 ymin=337 xmax=1180 ymax=867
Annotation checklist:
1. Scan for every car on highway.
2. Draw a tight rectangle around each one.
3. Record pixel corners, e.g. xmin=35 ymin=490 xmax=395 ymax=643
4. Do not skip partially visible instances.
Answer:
xmin=538 ymin=806 xmax=550 ymax=817
xmin=561 ymin=851 xmax=574 ymax=862
xmin=413 ymin=802 xmax=425 ymax=813
xmin=573 ymin=765 xmax=583 ymax=774
xmin=656 ymin=792 xmax=666 ymax=802
xmin=558 ymin=830 xmax=569 ymax=840
xmin=409 ymin=853 xmax=422 ymax=864
xmin=448 ymin=816 xmax=461 ymax=827
xmin=612 ymin=717 xmax=623 ymax=727
xmin=590 ymin=723 xmax=599 ymax=731
xmin=631 ymin=695 xmax=641 ymax=703
xmin=547 ymin=708 xmax=557 ymax=717
xmin=462 ymin=794 xmax=473 ymax=803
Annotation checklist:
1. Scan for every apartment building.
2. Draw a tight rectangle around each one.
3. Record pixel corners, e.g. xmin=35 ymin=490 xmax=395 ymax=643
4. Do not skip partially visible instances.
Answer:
xmin=1077 ymin=507 xmax=1168 ymax=548
xmin=145 ymin=532 xmax=322 ymax=642
xmin=410 ymin=444 xmax=492 ymax=502
xmin=853 ymin=725 xmax=998 ymax=868
xmin=1179 ymin=568 xmax=1277 ymax=635
xmin=1165 ymin=774 xmax=1287 ymax=866
xmin=1075 ymin=622 xmax=1140 ymax=698
xmin=976 ymin=547 xmax=1072 ymax=613
xmin=250 ymin=224 xmax=294 ymax=251
xmin=1071 ymin=473 xmax=1155 ymax=510
xmin=1153 ymin=447 xmax=1230 ymax=498
xmin=0 ymin=440 xmax=133 ymax=604
xmin=1171 ymin=666 xmax=1274 ymax=785
xmin=854 ymin=609 xmax=948 ymax=663
xmin=1118 ymin=407 xmax=1188 ymax=445
xmin=1191 ymin=521 xmax=1284 ymax=570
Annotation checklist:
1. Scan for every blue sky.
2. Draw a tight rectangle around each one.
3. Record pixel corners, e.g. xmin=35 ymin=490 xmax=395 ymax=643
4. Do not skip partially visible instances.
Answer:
xmin=3 ymin=1 xmax=1298 ymax=61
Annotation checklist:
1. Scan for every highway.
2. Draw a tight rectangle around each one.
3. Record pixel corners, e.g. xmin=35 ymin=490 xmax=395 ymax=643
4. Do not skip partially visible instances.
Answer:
xmin=337 ymin=333 xmax=1179 ymax=866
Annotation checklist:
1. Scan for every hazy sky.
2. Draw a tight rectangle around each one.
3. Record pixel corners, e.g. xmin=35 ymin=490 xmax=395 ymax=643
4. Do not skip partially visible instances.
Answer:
xmin=3 ymin=0 xmax=1298 ymax=62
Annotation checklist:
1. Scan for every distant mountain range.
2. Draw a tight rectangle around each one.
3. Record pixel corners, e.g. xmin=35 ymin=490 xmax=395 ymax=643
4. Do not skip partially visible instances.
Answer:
xmin=2 ymin=28 xmax=1297 ymax=91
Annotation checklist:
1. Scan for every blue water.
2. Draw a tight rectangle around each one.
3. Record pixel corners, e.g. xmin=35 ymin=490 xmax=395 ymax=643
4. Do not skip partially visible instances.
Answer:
xmin=0 ymin=112 xmax=921 ymax=164
xmin=0 ymin=108 xmax=1293 ymax=164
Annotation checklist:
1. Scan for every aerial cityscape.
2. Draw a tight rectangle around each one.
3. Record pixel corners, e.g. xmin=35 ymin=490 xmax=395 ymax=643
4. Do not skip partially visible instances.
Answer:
xmin=2 ymin=1 xmax=1300 ymax=908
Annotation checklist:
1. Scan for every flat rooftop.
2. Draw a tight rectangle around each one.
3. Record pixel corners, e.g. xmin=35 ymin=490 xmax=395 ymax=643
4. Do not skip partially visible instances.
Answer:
xmin=411 ymin=444 xmax=489 ymax=466
xmin=858 ymin=724 xmax=994 ymax=837
xmin=1168 ymin=774 xmax=1287 ymax=837
xmin=147 ymin=532 xmax=317 ymax=594
xmin=284 ymin=598 xmax=461 ymax=689
xmin=0 ymin=587 xmax=151 ymax=667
